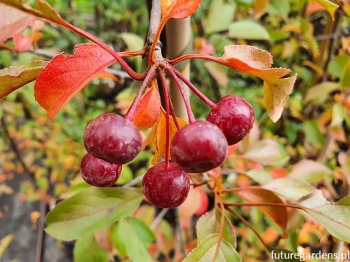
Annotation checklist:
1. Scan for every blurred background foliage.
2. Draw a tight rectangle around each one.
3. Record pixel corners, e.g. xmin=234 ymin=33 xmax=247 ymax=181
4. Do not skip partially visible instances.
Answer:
xmin=1 ymin=0 xmax=350 ymax=261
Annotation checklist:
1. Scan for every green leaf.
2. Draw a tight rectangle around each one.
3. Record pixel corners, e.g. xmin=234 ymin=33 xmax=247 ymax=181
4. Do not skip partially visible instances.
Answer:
xmin=303 ymin=120 xmax=324 ymax=149
xmin=196 ymin=210 xmax=236 ymax=246
xmin=263 ymin=178 xmax=314 ymax=202
xmin=205 ymin=0 xmax=236 ymax=34
xmin=298 ymin=189 xmax=328 ymax=209
xmin=266 ymin=0 xmax=290 ymax=19
xmin=73 ymin=234 xmax=109 ymax=262
xmin=228 ymin=20 xmax=270 ymax=40
xmin=245 ymin=169 xmax=272 ymax=185
xmin=338 ymin=195 xmax=350 ymax=206
xmin=45 ymin=187 xmax=143 ymax=240
xmin=288 ymin=160 xmax=332 ymax=183
xmin=331 ymin=102 xmax=345 ymax=127
xmin=118 ymin=32 xmax=144 ymax=51
xmin=304 ymin=204 xmax=350 ymax=242
xmin=116 ymin=164 xmax=133 ymax=185
xmin=242 ymin=139 xmax=289 ymax=166
xmin=328 ymin=55 xmax=349 ymax=78
xmin=112 ymin=217 xmax=155 ymax=262
xmin=304 ymin=82 xmax=340 ymax=105
xmin=184 ymin=233 xmax=241 ymax=262
xmin=341 ymin=59 xmax=350 ymax=87
xmin=60 ymin=183 xmax=91 ymax=199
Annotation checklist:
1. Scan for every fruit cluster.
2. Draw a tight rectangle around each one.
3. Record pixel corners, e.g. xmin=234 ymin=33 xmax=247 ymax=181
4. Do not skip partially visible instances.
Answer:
xmin=80 ymin=95 xmax=254 ymax=208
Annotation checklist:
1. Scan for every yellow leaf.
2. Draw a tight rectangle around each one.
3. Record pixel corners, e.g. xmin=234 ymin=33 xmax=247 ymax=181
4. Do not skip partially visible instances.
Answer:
xmin=315 ymin=0 xmax=339 ymax=20
xmin=0 ymin=60 xmax=48 ymax=100
xmin=144 ymin=108 xmax=187 ymax=164
xmin=0 ymin=185 xmax=14 ymax=195
xmin=264 ymin=76 xmax=296 ymax=122
xmin=0 ymin=234 xmax=13 ymax=258
xmin=30 ymin=211 xmax=41 ymax=224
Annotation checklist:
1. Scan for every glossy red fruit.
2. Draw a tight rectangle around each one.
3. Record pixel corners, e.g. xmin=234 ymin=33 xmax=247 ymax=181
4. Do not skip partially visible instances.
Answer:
xmin=84 ymin=113 xmax=142 ymax=164
xmin=142 ymin=161 xmax=190 ymax=208
xmin=80 ymin=153 xmax=122 ymax=187
xmin=170 ymin=121 xmax=228 ymax=173
xmin=207 ymin=95 xmax=254 ymax=145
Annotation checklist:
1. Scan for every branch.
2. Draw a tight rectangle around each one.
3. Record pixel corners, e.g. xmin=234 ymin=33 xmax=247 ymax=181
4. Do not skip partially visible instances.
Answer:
xmin=148 ymin=0 xmax=162 ymax=43
xmin=0 ymin=115 xmax=35 ymax=179
xmin=147 ymin=0 xmax=163 ymax=62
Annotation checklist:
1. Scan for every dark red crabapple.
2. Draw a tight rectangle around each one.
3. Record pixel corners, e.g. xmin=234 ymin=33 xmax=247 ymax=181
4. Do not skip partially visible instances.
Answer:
xmin=142 ymin=161 xmax=190 ymax=208
xmin=80 ymin=153 xmax=122 ymax=187
xmin=84 ymin=113 xmax=142 ymax=164
xmin=207 ymin=95 xmax=255 ymax=145
xmin=170 ymin=121 xmax=228 ymax=173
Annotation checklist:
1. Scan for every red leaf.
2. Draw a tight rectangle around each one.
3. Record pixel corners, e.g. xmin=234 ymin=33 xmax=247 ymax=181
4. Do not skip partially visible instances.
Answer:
xmin=217 ymin=45 xmax=296 ymax=122
xmin=34 ymin=43 xmax=116 ymax=118
xmin=161 ymin=0 xmax=202 ymax=20
xmin=130 ymin=79 xmax=161 ymax=130
xmin=13 ymin=33 xmax=32 ymax=51
xmin=234 ymin=187 xmax=288 ymax=230
xmin=0 ymin=3 xmax=35 ymax=43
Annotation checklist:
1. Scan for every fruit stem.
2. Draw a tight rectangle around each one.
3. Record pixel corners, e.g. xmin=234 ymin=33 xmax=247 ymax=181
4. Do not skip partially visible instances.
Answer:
xmin=125 ymin=66 xmax=157 ymax=121
xmin=168 ymin=53 xmax=222 ymax=66
xmin=159 ymin=70 xmax=171 ymax=168
xmin=213 ymin=201 xmax=226 ymax=259
xmin=169 ymin=99 xmax=181 ymax=130
xmin=222 ymin=202 xmax=302 ymax=210
xmin=166 ymin=66 xmax=196 ymax=124
xmin=225 ymin=205 xmax=270 ymax=251
xmin=172 ymin=67 xmax=217 ymax=109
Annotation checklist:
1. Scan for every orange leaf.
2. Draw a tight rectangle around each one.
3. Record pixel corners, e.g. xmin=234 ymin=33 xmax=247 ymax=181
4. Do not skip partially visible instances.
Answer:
xmin=254 ymin=0 xmax=269 ymax=19
xmin=217 ymin=45 xmax=296 ymax=122
xmin=34 ymin=43 xmax=116 ymax=118
xmin=161 ymin=0 xmax=202 ymax=20
xmin=234 ymin=187 xmax=288 ymax=230
xmin=0 ymin=60 xmax=48 ymax=99
xmin=143 ymin=108 xmax=187 ymax=164
xmin=130 ymin=79 xmax=161 ymax=130
xmin=93 ymin=71 xmax=118 ymax=81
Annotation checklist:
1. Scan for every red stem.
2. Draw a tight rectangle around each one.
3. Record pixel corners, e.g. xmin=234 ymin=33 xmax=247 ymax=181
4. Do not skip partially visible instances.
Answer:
xmin=223 ymin=202 xmax=302 ymax=210
xmin=69 ymin=26 xmax=147 ymax=81
xmin=225 ymin=206 xmax=270 ymax=250
xmin=119 ymin=46 xmax=148 ymax=57
xmin=159 ymin=70 xmax=171 ymax=168
xmin=169 ymin=53 xmax=222 ymax=66
xmin=124 ymin=66 xmax=157 ymax=120
xmin=172 ymin=67 xmax=217 ymax=109
xmin=166 ymin=66 xmax=196 ymax=123
xmin=169 ymin=99 xmax=181 ymax=130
